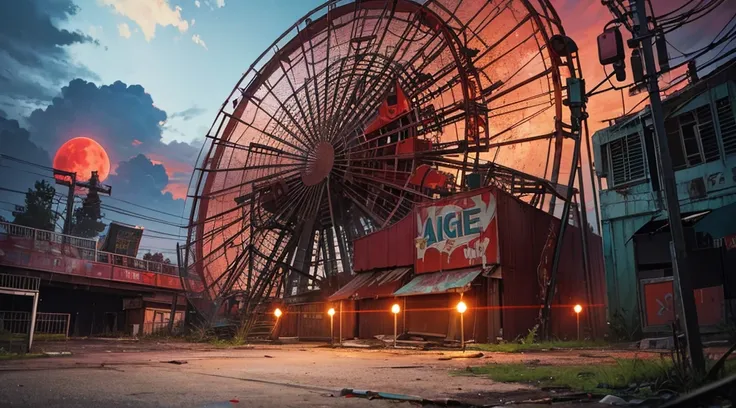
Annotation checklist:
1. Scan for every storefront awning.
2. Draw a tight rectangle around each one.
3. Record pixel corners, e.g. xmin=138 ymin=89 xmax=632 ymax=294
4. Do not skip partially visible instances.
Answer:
xmin=393 ymin=268 xmax=483 ymax=297
xmin=328 ymin=267 xmax=412 ymax=301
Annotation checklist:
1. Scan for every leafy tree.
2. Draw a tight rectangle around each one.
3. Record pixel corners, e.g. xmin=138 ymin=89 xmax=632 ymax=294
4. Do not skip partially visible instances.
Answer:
xmin=13 ymin=180 xmax=56 ymax=231
xmin=143 ymin=252 xmax=171 ymax=264
xmin=71 ymin=172 xmax=106 ymax=238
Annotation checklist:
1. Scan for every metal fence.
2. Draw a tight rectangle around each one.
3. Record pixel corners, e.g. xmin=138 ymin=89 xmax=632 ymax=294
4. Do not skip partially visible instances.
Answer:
xmin=0 ymin=311 xmax=70 ymax=337
xmin=0 ymin=220 xmax=178 ymax=275
xmin=130 ymin=321 xmax=185 ymax=337
xmin=0 ymin=273 xmax=40 ymax=292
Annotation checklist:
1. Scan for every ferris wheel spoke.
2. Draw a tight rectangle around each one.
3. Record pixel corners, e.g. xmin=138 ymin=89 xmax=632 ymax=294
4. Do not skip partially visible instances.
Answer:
xmin=220 ymin=111 xmax=310 ymax=154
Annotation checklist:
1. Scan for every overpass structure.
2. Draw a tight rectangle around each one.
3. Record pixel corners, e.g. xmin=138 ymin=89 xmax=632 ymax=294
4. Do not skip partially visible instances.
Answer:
xmin=0 ymin=221 xmax=202 ymax=337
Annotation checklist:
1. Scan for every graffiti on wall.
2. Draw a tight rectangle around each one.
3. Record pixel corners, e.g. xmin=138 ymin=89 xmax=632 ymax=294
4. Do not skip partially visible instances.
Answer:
xmin=415 ymin=189 xmax=499 ymax=274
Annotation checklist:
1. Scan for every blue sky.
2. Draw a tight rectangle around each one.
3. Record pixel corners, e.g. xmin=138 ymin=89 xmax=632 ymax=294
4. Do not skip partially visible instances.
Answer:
xmin=65 ymin=0 xmax=324 ymax=145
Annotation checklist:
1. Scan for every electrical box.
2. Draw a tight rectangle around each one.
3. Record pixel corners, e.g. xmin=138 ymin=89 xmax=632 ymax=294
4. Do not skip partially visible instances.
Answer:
xmin=597 ymin=28 xmax=625 ymax=65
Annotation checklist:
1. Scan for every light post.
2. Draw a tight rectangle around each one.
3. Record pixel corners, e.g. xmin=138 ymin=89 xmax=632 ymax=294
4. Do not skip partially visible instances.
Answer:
xmin=273 ymin=308 xmax=283 ymax=341
xmin=457 ymin=301 xmax=467 ymax=352
xmin=391 ymin=303 xmax=400 ymax=348
xmin=574 ymin=304 xmax=582 ymax=341
xmin=328 ymin=307 xmax=336 ymax=345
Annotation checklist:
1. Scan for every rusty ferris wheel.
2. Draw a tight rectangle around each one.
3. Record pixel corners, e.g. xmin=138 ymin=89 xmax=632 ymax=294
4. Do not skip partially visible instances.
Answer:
xmin=182 ymin=0 xmax=595 ymax=328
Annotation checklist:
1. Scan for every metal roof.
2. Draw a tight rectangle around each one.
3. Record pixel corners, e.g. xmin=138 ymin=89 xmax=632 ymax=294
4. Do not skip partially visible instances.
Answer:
xmin=328 ymin=267 xmax=412 ymax=301
xmin=392 ymin=268 xmax=483 ymax=297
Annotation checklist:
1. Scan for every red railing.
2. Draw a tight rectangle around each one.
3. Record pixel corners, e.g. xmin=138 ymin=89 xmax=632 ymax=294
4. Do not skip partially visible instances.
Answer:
xmin=0 ymin=221 xmax=202 ymax=291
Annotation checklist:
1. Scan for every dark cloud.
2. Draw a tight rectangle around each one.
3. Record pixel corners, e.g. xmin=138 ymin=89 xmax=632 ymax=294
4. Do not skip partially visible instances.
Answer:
xmin=0 ymin=0 xmax=98 ymax=117
xmin=27 ymin=79 xmax=168 ymax=164
xmin=108 ymin=154 xmax=180 ymax=203
xmin=169 ymin=106 xmax=206 ymax=121
xmin=0 ymin=117 xmax=54 ymax=212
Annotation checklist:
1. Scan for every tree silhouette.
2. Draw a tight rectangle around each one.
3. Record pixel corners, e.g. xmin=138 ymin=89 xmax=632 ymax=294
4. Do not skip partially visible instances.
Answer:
xmin=71 ymin=172 xmax=106 ymax=238
xmin=143 ymin=252 xmax=171 ymax=264
xmin=13 ymin=180 xmax=56 ymax=231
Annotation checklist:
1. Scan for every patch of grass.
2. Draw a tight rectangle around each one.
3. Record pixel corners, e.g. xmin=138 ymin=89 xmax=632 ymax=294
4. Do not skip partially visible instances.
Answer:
xmin=0 ymin=352 xmax=47 ymax=361
xmin=469 ymin=340 xmax=609 ymax=353
xmin=34 ymin=334 xmax=68 ymax=342
xmin=459 ymin=358 xmax=669 ymax=392
xmin=0 ymin=333 xmax=67 ymax=342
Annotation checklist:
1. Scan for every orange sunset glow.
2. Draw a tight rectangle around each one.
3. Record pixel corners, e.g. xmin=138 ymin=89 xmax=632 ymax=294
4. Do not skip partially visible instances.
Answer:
xmin=53 ymin=137 xmax=111 ymax=182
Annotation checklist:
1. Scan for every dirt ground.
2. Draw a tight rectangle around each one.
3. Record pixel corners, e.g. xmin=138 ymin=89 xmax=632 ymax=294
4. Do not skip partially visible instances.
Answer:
xmin=0 ymin=339 xmax=671 ymax=407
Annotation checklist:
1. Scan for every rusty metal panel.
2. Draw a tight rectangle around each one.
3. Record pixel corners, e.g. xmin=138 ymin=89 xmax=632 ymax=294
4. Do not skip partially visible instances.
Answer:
xmin=329 ymin=268 xmax=411 ymax=301
xmin=405 ymin=293 xmax=451 ymax=336
xmin=328 ymin=272 xmax=376 ymax=301
xmin=353 ymin=214 xmax=415 ymax=272
xmin=357 ymin=297 xmax=401 ymax=338
xmin=495 ymin=189 xmax=608 ymax=341
xmin=355 ymin=267 xmax=411 ymax=300
xmin=393 ymin=268 xmax=482 ymax=297
xmin=640 ymin=277 xmax=725 ymax=331
xmin=414 ymin=187 xmax=500 ymax=274
xmin=339 ymin=300 xmax=357 ymax=340
xmin=296 ymin=302 xmax=331 ymax=340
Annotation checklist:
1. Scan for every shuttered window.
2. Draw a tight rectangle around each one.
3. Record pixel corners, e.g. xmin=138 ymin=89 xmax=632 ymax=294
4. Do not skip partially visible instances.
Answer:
xmin=696 ymin=104 xmax=719 ymax=163
xmin=607 ymin=132 xmax=646 ymax=187
xmin=679 ymin=112 xmax=703 ymax=166
xmin=717 ymin=97 xmax=736 ymax=156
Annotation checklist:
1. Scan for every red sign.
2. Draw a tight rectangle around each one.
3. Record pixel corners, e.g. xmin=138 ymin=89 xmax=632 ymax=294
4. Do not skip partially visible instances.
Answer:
xmin=113 ymin=268 xmax=143 ymax=283
xmin=415 ymin=188 xmax=499 ymax=274
xmin=157 ymin=274 xmax=182 ymax=289
xmin=725 ymin=234 xmax=736 ymax=250
xmin=642 ymin=279 xmax=724 ymax=327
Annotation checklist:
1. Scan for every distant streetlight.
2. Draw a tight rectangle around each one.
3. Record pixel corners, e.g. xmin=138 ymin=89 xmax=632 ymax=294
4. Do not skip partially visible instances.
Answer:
xmin=391 ymin=303 xmax=400 ymax=348
xmin=574 ymin=304 xmax=582 ymax=341
xmin=457 ymin=301 xmax=467 ymax=352
xmin=328 ymin=308 xmax=336 ymax=345
xmin=274 ymin=308 xmax=283 ymax=318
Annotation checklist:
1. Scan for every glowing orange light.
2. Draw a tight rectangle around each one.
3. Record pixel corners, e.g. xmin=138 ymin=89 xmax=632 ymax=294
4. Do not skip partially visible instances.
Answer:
xmin=391 ymin=304 xmax=400 ymax=314
xmin=274 ymin=308 xmax=282 ymax=318
xmin=574 ymin=304 xmax=582 ymax=314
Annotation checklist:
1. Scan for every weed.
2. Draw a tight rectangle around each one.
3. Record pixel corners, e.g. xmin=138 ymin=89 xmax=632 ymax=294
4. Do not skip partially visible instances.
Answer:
xmin=459 ymin=357 xmax=670 ymax=393
xmin=469 ymin=340 xmax=608 ymax=353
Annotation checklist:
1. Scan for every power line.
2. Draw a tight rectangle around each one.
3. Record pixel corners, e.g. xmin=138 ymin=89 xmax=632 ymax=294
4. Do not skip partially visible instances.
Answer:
xmin=106 ymin=196 xmax=187 ymax=220
xmin=100 ymin=204 xmax=186 ymax=229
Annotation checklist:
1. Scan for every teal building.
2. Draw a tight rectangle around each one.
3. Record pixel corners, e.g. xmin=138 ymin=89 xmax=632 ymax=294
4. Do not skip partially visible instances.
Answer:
xmin=592 ymin=61 xmax=736 ymax=336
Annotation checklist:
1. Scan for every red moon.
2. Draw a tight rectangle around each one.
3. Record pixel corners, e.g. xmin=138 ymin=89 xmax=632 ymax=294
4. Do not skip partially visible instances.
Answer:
xmin=53 ymin=137 xmax=111 ymax=182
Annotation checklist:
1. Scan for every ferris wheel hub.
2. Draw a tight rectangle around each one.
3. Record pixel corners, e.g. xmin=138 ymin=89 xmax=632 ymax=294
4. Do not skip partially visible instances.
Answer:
xmin=301 ymin=141 xmax=335 ymax=186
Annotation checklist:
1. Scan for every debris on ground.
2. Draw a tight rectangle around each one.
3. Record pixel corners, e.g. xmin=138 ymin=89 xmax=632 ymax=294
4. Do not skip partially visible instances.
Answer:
xmin=599 ymin=394 xmax=628 ymax=405
xmin=165 ymin=360 xmax=188 ymax=365
xmin=263 ymin=355 xmax=274 ymax=358
xmin=579 ymin=353 xmax=612 ymax=358
xmin=438 ymin=352 xmax=484 ymax=360
xmin=42 ymin=351 xmax=72 ymax=356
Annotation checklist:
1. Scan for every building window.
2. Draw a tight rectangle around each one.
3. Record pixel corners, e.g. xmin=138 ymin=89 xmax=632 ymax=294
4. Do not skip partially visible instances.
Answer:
xmin=664 ymin=103 xmax=719 ymax=168
xmin=717 ymin=97 xmax=736 ymax=156
xmin=606 ymin=132 xmax=646 ymax=187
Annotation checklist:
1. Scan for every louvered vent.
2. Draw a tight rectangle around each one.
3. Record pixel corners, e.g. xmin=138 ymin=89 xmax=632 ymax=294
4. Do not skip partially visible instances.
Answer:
xmin=609 ymin=132 xmax=646 ymax=187
xmin=696 ymin=104 xmax=719 ymax=162
xmin=717 ymin=97 xmax=736 ymax=156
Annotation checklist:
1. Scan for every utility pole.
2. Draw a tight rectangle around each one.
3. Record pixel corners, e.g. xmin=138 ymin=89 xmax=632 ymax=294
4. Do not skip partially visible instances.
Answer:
xmin=627 ymin=0 xmax=704 ymax=373
xmin=54 ymin=170 xmax=112 ymax=236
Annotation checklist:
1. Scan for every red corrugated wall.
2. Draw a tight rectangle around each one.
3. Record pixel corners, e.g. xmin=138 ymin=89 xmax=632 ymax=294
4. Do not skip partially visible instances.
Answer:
xmin=495 ymin=188 xmax=607 ymax=341
xmin=353 ymin=213 xmax=416 ymax=272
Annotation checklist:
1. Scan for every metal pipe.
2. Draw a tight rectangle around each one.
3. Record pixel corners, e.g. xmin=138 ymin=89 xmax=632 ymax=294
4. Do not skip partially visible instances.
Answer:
xmin=28 ymin=293 xmax=39 ymax=352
